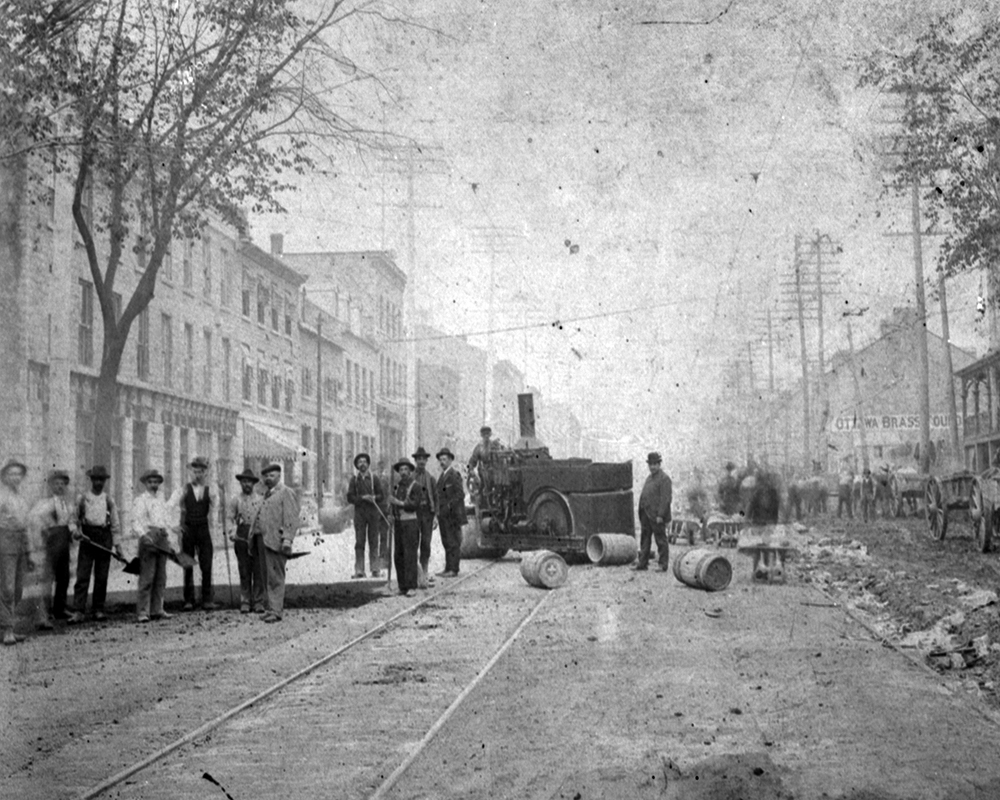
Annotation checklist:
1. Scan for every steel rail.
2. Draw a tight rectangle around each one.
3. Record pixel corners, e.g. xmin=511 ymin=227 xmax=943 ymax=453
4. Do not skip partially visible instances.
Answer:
xmin=369 ymin=590 xmax=552 ymax=800
xmin=75 ymin=561 xmax=500 ymax=800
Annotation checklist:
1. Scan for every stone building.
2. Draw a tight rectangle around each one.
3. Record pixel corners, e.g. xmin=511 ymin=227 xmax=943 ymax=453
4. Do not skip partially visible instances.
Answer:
xmin=278 ymin=243 xmax=408 ymax=496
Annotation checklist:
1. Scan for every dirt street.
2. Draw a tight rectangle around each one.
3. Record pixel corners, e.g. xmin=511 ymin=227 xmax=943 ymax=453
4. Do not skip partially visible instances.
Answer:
xmin=2 ymin=514 xmax=1000 ymax=799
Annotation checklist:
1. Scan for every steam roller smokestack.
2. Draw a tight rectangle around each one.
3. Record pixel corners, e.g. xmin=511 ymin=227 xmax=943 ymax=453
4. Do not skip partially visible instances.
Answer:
xmin=518 ymin=393 xmax=536 ymax=439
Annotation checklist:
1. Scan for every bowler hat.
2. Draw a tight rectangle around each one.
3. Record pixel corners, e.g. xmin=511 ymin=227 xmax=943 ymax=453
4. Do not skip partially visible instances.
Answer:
xmin=47 ymin=469 xmax=70 ymax=484
xmin=394 ymin=459 xmax=415 ymax=473
xmin=261 ymin=462 xmax=282 ymax=475
xmin=140 ymin=468 xmax=164 ymax=484
xmin=86 ymin=465 xmax=110 ymax=480
xmin=235 ymin=468 xmax=259 ymax=484
xmin=354 ymin=452 xmax=371 ymax=469
xmin=189 ymin=456 xmax=209 ymax=469
xmin=436 ymin=447 xmax=455 ymax=460
xmin=480 ymin=425 xmax=492 ymax=435
xmin=647 ymin=452 xmax=662 ymax=465
xmin=412 ymin=446 xmax=431 ymax=460
xmin=0 ymin=459 xmax=27 ymax=478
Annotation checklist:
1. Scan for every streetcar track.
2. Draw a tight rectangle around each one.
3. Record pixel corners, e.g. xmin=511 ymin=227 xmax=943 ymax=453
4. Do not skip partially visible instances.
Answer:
xmin=75 ymin=561 xmax=501 ymax=800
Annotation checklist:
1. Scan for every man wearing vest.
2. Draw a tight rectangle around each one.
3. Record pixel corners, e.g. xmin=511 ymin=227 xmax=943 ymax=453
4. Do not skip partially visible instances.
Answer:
xmin=227 ymin=468 xmax=264 ymax=614
xmin=411 ymin=447 xmax=437 ymax=588
xmin=170 ymin=456 xmax=219 ymax=611
xmin=346 ymin=452 xmax=384 ymax=579
xmin=389 ymin=459 xmax=420 ymax=597
xmin=435 ymin=448 xmax=467 ymax=578
xmin=69 ymin=465 xmax=121 ymax=623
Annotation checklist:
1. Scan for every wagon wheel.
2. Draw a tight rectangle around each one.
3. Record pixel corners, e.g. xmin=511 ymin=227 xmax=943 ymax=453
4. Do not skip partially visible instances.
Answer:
xmin=972 ymin=480 xmax=993 ymax=553
xmin=888 ymin=474 xmax=903 ymax=518
xmin=925 ymin=478 xmax=948 ymax=541
xmin=527 ymin=488 xmax=574 ymax=539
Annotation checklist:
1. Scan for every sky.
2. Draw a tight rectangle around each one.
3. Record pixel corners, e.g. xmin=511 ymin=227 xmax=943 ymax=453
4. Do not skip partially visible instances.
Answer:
xmin=250 ymin=0 xmax=992 ymax=459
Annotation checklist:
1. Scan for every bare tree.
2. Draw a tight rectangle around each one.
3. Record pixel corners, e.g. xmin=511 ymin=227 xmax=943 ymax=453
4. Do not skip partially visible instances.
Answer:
xmin=2 ymin=0 xmax=394 ymax=466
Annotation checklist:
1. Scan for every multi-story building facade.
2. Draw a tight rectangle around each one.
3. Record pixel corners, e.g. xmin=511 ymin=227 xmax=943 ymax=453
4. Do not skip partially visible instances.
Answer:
xmin=0 ymin=152 xmax=312 ymax=533
xmin=279 ymin=243 xmax=408 ymax=495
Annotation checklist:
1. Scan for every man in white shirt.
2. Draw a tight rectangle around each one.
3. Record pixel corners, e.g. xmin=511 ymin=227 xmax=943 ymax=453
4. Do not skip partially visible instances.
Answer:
xmin=168 ymin=456 xmax=220 ymax=611
xmin=30 ymin=469 xmax=79 ymax=628
xmin=132 ymin=469 xmax=178 ymax=623
xmin=70 ymin=465 xmax=121 ymax=623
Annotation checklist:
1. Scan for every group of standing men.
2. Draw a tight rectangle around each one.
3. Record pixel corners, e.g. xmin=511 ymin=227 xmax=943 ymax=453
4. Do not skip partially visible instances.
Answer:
xmin=348 ymin=446 xmax=468 ymax=597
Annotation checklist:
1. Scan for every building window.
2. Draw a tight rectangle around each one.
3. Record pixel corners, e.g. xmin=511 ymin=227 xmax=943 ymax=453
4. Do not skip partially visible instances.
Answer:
xmin=345 ymin=359 xmax=352 ymax=404
xmin=270 ymin=288 xmax=280 ymax=332
xmin=324 ymin=376 xmax=334 ymax=406
xmin=203 ymin=329 xmax=212 ymax=397
xmin=78 ymin=280 xmax=94 ymax=366
xmin=163 ymin=424 xmax=174 ymax=496
xmin=184 ymin=323 xmax=194 ymax=393
xmin=219 ymin=248 xmax=230 ymax=308
xmin=162 ymin=242 xmax=173 ymax=283
xmin=301 ymin=426 xmax=311 ymax=490
xmin=354 ymin=362 xmax=361 ymax=408
xmin=302 ymin=366 xmax=312 ymax=398
xmin=257 ymin=365 xmax=268 ymax=405
xmin=202 ymin=236 xmax=212 ymax=300
xmin=242 ymin=354 xmax=252 ymax=402
xmin=257 ymin=282 xmax=267 ymax=325
xmin=132 ymin=420 xmax=148 ymax=486
xmin=284 ymin=294 xmax=293 ymax=336
xmin=218 ymin=435 xmax=232 ymax=487
xmin=161 ymin=313 xmax=173 ymax=388
xmin=179 ymin=427 xmax=190 ymax=480
xmin=271 ymin=372 xmax=281 ymax=409
xmin=369 ymin=370 xmax=375 ymax=412
xmin=222 ymin=338 xmax=231 ymax=402
xmin=183 ymin=239 xmax=194 ymax=289
xmin=241 ymin=270 xmax=252 ymax=317
xmin=136 ymin=309 xmax=150 ymax=381
xmin=361 ymin=366 xmax=368 ymax=410
xmin=285 ymin=378 xmax=294 ymax=412
xmin=196 ymin=430 xmax=212 ymax=463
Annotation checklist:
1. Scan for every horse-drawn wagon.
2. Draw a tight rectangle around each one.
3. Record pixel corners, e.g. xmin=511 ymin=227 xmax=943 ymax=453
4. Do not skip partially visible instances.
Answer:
xmin=924 ymin=469 xmax=996 ymax=552
xmin=888 ymin=469 xmax=926 ymax=518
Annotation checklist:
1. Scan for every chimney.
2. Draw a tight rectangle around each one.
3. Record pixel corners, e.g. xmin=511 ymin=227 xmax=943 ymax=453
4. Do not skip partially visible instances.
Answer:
xmin=270 ymin=233 xmax=284 ymax=256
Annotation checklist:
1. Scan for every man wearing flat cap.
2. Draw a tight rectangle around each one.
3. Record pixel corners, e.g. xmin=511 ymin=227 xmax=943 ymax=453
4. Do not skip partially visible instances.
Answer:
xmin=168 ymin=456 xmax=219 ymax=611
xmin=435 ymin=448 xmax=467 ymax=578
xmin=634 ymin=452 xmax=673 ymax=572
xmin=0 ymin=460 xmax=32 ymax=645
xmin=389 ymin=459 xmax=420 ymax=597
xmin=411 ymin=447 xmax=437 ymax=587
xmin=227 ymin=469 xmax=264 ymax=613
xmin=30 ymin=469 xmax=80 ymax=627
xmin=347 ymin=452 xmax=385 ymax=579
xmin=250 ymin=463 xmax=300 ymax=622
xmin=70 ymin=466 xmax=121 ymax=623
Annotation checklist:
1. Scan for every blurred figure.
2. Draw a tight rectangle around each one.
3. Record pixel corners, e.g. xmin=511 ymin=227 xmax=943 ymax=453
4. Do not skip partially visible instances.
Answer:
xmin=837 ymin=465 xmax=855 ymax=520
xmin=31 ymin=469 xmax=79 ymax=628
xmin=0 ymin=460 xmax=32 ymax=645
xmin=860 ymin=468 xmax=877 ymax=523
xmin=716 ymin=461 xmax=741 ymax=516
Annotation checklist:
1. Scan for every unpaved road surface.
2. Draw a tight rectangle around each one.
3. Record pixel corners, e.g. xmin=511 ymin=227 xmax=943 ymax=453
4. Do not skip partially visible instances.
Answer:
xmin=2 ymin=515 xmax=1000 ymax=799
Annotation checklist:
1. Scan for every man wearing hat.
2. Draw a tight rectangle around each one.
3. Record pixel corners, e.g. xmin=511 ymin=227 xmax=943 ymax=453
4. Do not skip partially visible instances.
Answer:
xmin=30 ymin=469 xmax=80 ymax=627
xmin=860 ymin=467 xmax=877 ymax=523
xmin=227 ymin=469 xmax=264 ymax=614
xmin=132 ymin=469 xmax=178 ymax=623
xmin=634 ymin=452 xmax=672 ymax=572
xmin=411 ymin=447 xmax=437 ymax=587
xmin=169 ymin=456 xmax=219 ymax=611
xmin=389 ymin=459 xmax=420 ymax=597
xmin=70 ymin=466 xmax=121 ymax=623
xmin=346 ymin=452 xmax=385 ymax=579
xmin=250 ymin=463 xmax=300 ymax=622
xmin=435 ymin=448 xmax=467 ymax=578
xmin=467 ymin=426 xmax=498 ymax=504
xmin=0 ymin=460 xmax=32 ymax=645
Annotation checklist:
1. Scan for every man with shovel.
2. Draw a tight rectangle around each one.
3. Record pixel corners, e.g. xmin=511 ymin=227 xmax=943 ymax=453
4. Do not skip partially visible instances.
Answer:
xmin=132 ymin=468 xmax=180 ymax=623
xmin=69 ymin=466 xmax=121 ymax=624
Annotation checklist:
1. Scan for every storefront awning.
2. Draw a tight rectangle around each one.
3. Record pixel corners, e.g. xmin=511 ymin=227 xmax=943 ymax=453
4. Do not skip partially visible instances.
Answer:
xmin=243 ymin=420 xmax=306 ymax=461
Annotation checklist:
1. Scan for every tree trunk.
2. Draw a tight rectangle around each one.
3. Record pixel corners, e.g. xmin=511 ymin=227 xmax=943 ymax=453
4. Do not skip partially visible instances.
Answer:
xmin=92 ymin=331 xmax=125 ymax=470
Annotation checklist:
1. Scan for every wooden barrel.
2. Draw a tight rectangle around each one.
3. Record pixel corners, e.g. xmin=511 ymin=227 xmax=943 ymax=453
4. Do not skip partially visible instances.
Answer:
xmin=520 ymin=550 xmax=569 ymax=589
xmin=672 ymin=548 xmax=732 ymax=592
xmin=585 ymin=533 xmax=637 ymax=566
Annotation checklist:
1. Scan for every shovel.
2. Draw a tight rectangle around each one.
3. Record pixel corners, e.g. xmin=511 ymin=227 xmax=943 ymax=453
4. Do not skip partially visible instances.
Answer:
xmin=79 ymin=534 xmax=141 ymax=575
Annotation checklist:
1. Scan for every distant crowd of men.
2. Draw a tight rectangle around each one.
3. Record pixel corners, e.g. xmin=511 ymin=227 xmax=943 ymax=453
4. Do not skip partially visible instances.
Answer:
xmin=0 ymin=425 xmax=501 ymax=646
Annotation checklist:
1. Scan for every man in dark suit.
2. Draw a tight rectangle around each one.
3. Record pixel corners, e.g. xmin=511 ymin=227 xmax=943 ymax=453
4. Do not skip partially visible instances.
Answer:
xmin=411 ymin=447 xmax=437 ymax=587
xmin=435 ymin=448 xmax=466 ymax=578
xmin=347 ymin=453 xmax=384 ymax=578
xmin=634 ymin=451 xmax=672 ymax=572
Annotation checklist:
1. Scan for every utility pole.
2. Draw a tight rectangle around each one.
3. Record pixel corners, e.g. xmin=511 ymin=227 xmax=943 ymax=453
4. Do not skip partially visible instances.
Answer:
xmin=316 ymin=313 xmax=324 ymax=509
xmin=911 ymin=179 xmax=932 ymax=474
xmin=939 ymin=274 xmax=960 ymax=467
xmin=846 ymin=319 xmax=870 ymax=471
xmin=794 ymin=235 xmax=811 ymax=473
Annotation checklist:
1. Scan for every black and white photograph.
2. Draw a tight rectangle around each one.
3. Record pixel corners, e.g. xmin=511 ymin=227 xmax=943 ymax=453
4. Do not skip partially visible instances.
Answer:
xmin=3 ymin=1 xmax=1000 ymax=797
